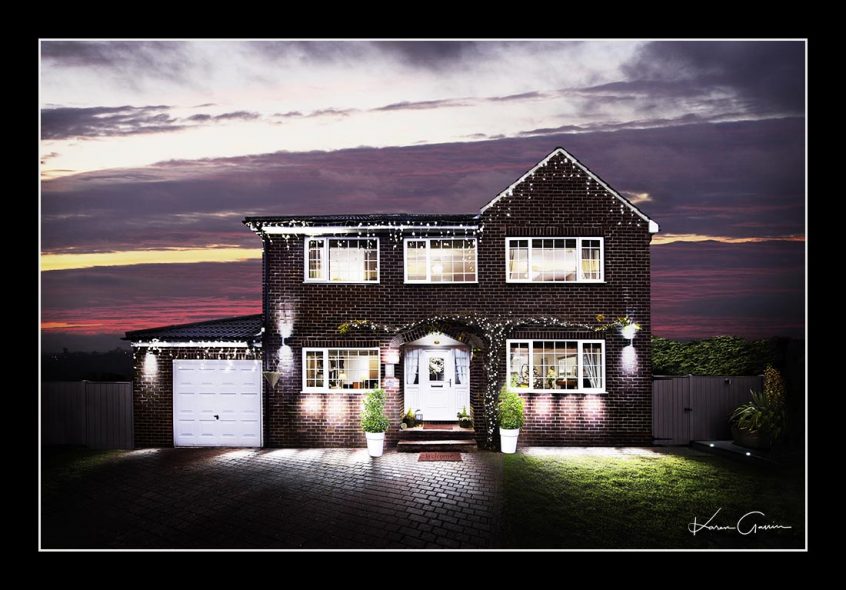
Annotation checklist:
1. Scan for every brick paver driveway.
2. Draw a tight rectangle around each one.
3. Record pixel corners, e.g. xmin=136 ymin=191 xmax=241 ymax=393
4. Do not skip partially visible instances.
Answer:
xmin=42 ymin=448 xmax=503 ymax=549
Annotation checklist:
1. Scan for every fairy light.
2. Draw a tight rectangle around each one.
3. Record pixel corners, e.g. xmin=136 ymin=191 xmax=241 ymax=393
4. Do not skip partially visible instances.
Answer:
xmin=337 ymin=313 xmax=635 ymax=449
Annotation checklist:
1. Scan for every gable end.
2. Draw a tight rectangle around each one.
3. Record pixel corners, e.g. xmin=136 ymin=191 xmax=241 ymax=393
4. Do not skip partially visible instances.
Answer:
xmin=480 ymin=147 xmax=659 ymax=233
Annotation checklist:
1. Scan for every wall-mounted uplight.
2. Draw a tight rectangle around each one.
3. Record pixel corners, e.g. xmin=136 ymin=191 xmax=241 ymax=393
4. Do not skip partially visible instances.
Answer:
xmin=143 ymin=351 xmax=158 ymax=378
xmin=620 ymin=320 xmax=641 ymax=341
xmin=385 ymin=349 xmax=400 ymax=365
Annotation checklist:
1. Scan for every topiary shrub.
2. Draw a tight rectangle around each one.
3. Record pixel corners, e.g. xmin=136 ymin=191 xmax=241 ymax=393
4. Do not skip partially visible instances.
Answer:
xmin=360 ymin=388 xmax=390 ymax=433
xmin=497 ymin=386 xmax=525 ymax=430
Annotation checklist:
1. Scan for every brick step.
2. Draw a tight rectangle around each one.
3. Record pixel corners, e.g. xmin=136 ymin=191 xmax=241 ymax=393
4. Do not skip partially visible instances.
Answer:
xmin=397 ymin=439 xmax=478 ymax=453
xmin=399 ymin=427 xmax=475 ymax=441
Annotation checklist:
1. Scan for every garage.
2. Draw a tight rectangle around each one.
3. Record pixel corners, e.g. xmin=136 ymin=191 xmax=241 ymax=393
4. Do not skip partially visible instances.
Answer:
xmin=173 ymin=359 xmax=262 ymax=447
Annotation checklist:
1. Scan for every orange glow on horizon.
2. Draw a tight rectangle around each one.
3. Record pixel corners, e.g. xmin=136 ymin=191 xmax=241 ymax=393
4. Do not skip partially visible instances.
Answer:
xmin=41 ymin=247 xmax=262 ymax=271
xmin=42 ymin=321 xmax=103 ymax=330
xmin=652 ymin=233 xmax=804 ymax=246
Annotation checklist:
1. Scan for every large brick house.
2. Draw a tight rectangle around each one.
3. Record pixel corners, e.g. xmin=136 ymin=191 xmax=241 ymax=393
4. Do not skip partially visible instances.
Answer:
xmin=126 ymin=147 xmax=659 ymax=450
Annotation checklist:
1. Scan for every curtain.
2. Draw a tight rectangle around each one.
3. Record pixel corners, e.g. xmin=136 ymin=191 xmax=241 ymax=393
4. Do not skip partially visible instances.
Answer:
xmin=583 ymin=345 xmax=602 ymax=388
xmin=405 ymin=348 xmax=420 ymax=385
xmin=454 ymin=348 xmax=469 ymax=385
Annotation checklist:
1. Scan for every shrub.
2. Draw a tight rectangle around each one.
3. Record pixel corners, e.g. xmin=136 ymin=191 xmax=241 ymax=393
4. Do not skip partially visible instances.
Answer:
xmin=498 ymin=386 xmax=525 ymax=430
xmin=730 ymin=365 xmax=787 ymax=442
xmin=360 ymin=389 xmax=390 ymax=433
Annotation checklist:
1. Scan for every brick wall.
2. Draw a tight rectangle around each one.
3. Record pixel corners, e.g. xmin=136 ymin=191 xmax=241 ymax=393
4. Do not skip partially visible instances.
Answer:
xmin=263 ymin=151 xmax=653 ymax=448
xmin=132 ymin=347 xmax=262 ymax=448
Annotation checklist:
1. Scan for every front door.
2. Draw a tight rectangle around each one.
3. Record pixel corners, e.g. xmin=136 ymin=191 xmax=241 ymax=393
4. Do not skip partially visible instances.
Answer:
xmin=421 ymin=350 xmax=457 ymax=420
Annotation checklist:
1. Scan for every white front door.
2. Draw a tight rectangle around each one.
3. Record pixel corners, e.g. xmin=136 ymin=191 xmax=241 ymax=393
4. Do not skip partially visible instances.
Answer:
xmin=421 ymin=350 xmax=457 ymax=421
xmin=172 ymin=359 xmax=262 ymax=447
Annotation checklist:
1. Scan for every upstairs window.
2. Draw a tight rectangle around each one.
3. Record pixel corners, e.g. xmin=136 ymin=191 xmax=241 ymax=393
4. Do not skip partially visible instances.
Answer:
xmin=404 ymin=238 xmax=477 ymax=283
xmin=305 ymin=238 xmax=379 ymax=283
xmin=506 ymin=237 xmax=604 ymax=283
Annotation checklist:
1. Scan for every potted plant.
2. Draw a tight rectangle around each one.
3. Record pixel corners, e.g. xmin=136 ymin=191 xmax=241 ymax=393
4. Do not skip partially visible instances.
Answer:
xmin=360 ymin=388 xmax=390 ymax=457
xmin=457 ymin=406 xmax=472 ymax=428
xmin=497 ymin=386 xmax=525 ymax=454
xmin=401 ymin=408 xmax=416 ymax=429
xmin=730 ymin=365 xmax=786 ymax=450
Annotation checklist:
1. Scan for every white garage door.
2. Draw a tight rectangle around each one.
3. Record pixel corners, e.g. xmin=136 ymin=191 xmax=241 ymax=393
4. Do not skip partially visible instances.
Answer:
xmin=173 ymin=359 xmax=262 ymax=447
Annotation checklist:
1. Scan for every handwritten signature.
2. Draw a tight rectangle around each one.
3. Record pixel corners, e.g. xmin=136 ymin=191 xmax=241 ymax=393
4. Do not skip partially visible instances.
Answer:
xmin=688 ymin=508 xmax=793 ymax=536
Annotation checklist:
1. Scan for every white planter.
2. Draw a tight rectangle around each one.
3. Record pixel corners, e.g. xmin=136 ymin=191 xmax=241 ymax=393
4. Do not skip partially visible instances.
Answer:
xmin=365 ymin=432 xmax=385 ymax=457
xmin=500 ymin=427 xmax=520 ymax=454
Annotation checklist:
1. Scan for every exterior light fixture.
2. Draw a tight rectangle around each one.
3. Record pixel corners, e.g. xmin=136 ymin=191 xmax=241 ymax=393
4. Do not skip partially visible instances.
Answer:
xmin=415 ymin=409 xmax=423 ymax=424
xmin=385 ymin=350 xmax=400 ymax=365
xmin=745 ymin=452 xmax=751 ymax=457
xmin=621 ymin=323 xmax=640 ymax=340
xmin=263 ymin=371 xmax=281 ymax=388
xmin=709 ymin=443 xmax=715 ymax=448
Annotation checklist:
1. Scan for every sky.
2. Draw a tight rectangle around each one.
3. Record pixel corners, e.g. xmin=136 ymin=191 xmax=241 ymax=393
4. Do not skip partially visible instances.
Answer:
xmin=40 ymin=40 xmax=806 ymax=351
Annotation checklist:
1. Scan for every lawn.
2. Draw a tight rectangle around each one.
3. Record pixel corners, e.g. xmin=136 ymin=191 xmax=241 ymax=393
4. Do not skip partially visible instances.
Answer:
xmin=502 ymin=449 xmax=804 ymax=549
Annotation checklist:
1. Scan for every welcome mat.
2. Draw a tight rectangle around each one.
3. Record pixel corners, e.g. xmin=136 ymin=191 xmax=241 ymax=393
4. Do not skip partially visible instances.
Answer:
xmin=419 ymin=452 xmax=463 ymax=462
xmin=422 ymin=423 xmax=454 ymax=430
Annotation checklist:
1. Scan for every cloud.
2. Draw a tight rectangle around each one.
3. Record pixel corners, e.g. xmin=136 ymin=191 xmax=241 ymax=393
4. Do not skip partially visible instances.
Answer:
xmin=652 ymin=241 xmax=804 ymax=339
xmin=41 ymin=105 xmax=183 ymax=140
xmin=42 ymin=106 xmax=263 ymax=140
xmin=42 ymin=260 xmax=262 ymax=336
xmin=373 ymin=98 xmax=472 ymax=112
xmin=620 ymin=191 xmax=652 ymax=204
xmin=42 ymin=117 xmax=804 ymax=256
xmin=488 ymin=91 xmax=546 ymax=102
xmin=620 ymin=41 xmax=805 ymax=115
xmin=41 ymin=41 xmax=194 ymax=83
xmin=41 ymin=247 xmax=262 ymax=272
xmin=652 ymin=233 xmax=805 ymax=246
xmin=187 ymin=110 xmax=260 ymax=122
xmin=377 ymin=41 xmax=480 ymax=68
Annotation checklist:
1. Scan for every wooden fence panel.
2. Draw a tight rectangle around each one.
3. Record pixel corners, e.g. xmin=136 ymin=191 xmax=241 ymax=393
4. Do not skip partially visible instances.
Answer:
xmin=42 ymin=381 xmax=133 ymax=449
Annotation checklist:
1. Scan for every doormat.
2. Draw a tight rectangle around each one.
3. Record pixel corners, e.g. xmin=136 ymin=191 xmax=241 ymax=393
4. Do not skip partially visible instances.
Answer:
xmin=419 ymin=452 xmax=462 ymax=462
xmin=423 ymin=423 xmax=454 ymax=430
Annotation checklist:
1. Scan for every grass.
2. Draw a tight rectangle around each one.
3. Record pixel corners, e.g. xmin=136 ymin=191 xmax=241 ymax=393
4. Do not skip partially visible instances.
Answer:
xmin=502 ymin=449 xmax=804 ymax=549
xmin=41 ymin=448 xmax=124 ymax=486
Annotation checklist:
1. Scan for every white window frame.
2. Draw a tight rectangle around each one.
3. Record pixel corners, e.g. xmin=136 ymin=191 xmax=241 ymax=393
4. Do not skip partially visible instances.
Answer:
xmin=403 ymin=237 xmax=479 ymax=284
xmin=506 ymin=339 xmax=606 ymax=394
xmin=303 ymin=237 xmax=380 ymax=284
xmin=505 ymin=237 xmax=604 ymax=283
xmin=301 ymin=347 xmax=381 ymax=393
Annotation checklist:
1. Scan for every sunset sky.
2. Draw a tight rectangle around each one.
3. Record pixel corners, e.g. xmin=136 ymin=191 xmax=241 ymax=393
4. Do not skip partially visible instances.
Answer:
xmin=40 ymin=40 xmax=806 ymax=351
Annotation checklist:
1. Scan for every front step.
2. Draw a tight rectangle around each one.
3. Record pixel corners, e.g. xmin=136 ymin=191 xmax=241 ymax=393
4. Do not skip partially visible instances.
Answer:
xmin=399 ymin=427 xmax=476 ymax=441
xmin=397 ymin=439 xmax=477 ymax=453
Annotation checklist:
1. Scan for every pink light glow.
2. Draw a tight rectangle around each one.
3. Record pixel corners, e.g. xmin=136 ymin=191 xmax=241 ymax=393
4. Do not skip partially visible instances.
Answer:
xmin=302 ymin=395 xmax=322 ymax=415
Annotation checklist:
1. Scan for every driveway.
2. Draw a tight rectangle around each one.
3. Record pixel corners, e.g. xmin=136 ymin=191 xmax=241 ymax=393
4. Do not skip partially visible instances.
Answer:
xmin=42 ymin=448 xmax=503 ymax=549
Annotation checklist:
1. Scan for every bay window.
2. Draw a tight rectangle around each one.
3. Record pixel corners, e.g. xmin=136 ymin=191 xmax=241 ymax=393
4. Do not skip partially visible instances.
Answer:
xmin=305 ymin=238 xmax=379 ymax=283
xmin=404 ymin=238 xmax=477 ymax=283
xmin=302 ymin=348 xmax=380 ymax=392
xmin=507 ymin=339 xmax=605 ymax=393
xmin=506 ymin=237 xmax=604 ymax=282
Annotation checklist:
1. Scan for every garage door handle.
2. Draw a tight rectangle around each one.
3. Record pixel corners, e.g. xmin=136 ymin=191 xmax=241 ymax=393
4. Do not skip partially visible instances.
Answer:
xmin=214 ymin=414 xmax=219 ymax=420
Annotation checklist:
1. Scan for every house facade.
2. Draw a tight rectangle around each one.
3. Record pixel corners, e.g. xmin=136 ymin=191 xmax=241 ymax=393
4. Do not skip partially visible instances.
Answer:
xmin=127 ymin=147 xmax=659 ymax=450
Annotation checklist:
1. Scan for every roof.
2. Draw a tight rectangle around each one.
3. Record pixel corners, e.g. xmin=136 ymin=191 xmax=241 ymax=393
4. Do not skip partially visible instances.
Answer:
xmin=244 ymin=212 xmax=479 ymax=226
xmin=480 ymin=147 xmax=659 ymax=233
xmin=243 ymin=147 xmax=658 ymax=234
xmin=124 ymin=314 xmax=263 ymax=343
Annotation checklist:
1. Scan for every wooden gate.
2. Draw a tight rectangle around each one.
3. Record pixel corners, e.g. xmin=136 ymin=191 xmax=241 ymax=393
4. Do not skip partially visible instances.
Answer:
xmin=652 ymin=375 xmax=763 ymax=445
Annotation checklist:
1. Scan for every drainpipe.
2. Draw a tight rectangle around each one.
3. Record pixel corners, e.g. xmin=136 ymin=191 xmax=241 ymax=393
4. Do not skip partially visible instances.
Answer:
xmin=262 ymin=234 xmax=269 ymax=371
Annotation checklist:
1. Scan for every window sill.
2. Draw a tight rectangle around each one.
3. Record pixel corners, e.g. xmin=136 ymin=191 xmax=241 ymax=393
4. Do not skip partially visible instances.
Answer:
xmin=509 ymin=389 xmax=607 ymax=395
xmin=303 ymin=280 xmax=380 ymax=285
xmin=301 ymin=389 xmax=376 ymax=394
xmin=505 ymin=280 xmax=606 ymax=284
xmin=403 ymin=281 xmax=479 ymax=286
